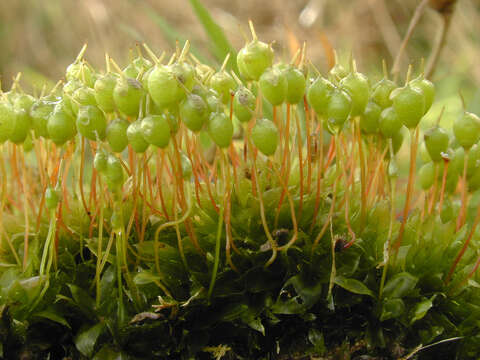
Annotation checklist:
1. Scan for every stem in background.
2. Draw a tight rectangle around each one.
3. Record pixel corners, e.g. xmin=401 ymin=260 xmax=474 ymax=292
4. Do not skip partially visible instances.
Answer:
xmin=356 ymin=118 xmax=367 ymax=230
xmin=0 ymin=146 xmax=21 ymax=266
xmin=272 ymin=162 xmax=298 ymax=251
xmin=337 ymin=132 xmax=356 ymax=249
xmin=95 ymin=177 xmax=104 ymax=308
xmin=208 ymin=151 xmax=227 ymax=300
xmin=312 ymin=137 xmax=342 ymax=252
xmin=305 ymin=96 xmax=313 ymax=193
xmin=21 ymin=148 xmax=30 ymax=271
xmin=393 ymin=127 xmax=419 ymax=256
xmin=446 ymin=204 xmax=480 ymax=284
xmin=391 ymin=0 xmax=429 ymax=81
xmin=310 ymin=121 xmax=325 ymax=233
xmin=79 ymin=137 xmax=91 ymax=218
xmin=427 ymin=163 xmax=440 ymax=214
xmin=425 ymin=12 xmax=453 ymax=79
xmin=252 ymin=156 xmax=278 ymax=268
xmin=457 ymin=149 xmax=469 ymax=231
xmin=294 ymin=108 xmax=304 ymax=217
xmin=437 ymin=159 xmax=449 ymax=213
xmin=156 ymin=150 xmax=170 ymax=220
xmin=154 ymin=182 xmax=192 ymax=285
xmin=222 ymin=150 xmax=238 ymax=272
xmin=379 ymin=139 xmax=397 ymax=298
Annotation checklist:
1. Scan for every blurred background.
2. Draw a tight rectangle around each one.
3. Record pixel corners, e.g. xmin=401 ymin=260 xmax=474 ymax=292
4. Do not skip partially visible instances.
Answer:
xmin=0 ymin=0 xmax=479 ymax=124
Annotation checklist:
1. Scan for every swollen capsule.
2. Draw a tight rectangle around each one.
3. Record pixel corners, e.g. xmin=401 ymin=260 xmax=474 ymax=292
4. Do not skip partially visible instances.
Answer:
xmin=209 ymin=71 xmax=236 ymax=104
xmin=47 ymin=105 xmax=77 ymax=145
xmin=148 ymin=64 xmax=184 ymax=109
xmin=379 ymin=107 xmax=402 ymax=138
xmin=307 ymin=76 xmax=334 ymax=116
xmin=76 ymin=105 xmax=107 ymax=141
xmin=259 ymin=67 xmax=287 ymax=106
xmin=424 ymin=126 xmax=449 ymax=162
xmin=326 ymin=88 xmax=352 ymax=131
xmin=106 ymin=118 xmax=129 ymax=153
xmin=0 ymin=101 xmax=16 ymax=143
xmin=113 ymin=77 xmax=144 ymax=117
xmin=284 ymin=65 xmax=306 ymax=104
xmin=360 ymin=101 xmax=381 ymax=134
xmin=207 ymin=112 xmax=233 ymax=148
xmin=127 ymin=120 xmax=149 ymax=153
xmin=237 ymin=39 xmax=274 ymax=81
xmin=179 ymin=94 xmax=208 ymax=132
xmin=233 ymin=86 xmax=256 ymax=123
xmin=251 ymin=118 xmax=278 ymax=156
xmin=339 ymin=65 xmax=370 ymax=116
xmin=390 ymin=84 xmax=425 ymax=129
xmin=410 ymin=75 xmax=435 ymax=114
xmin=453 ymin=112 xmax=480 ymax=150
xmin=94 ymin=73 xmax=118 ymax=113
xmin=141 ymin=115 xmax=171 ymax=149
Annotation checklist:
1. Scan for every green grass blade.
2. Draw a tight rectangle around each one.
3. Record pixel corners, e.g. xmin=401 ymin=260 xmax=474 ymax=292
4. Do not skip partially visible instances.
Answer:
xmin=188 ymin=0 xmax=238 ymax=72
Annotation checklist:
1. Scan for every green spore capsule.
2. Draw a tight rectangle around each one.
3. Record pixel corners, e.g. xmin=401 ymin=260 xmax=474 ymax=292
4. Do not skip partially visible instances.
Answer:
xmin=66 ymin=61 xmax=94 ymax=87
xmin=106 ymin=155 xmax=124 ymax=189
xmin=10 ymin=109 xmax=31 ymax=144
xmin=233 ymin=86 xmax=256 ymax=123
xmin=106 ymin=118 xmax=129 ymax=153
xmin=424 ymin=126 xmax=449 ymax=162
xmin=410 ymin=75 xmax=435 ymax=114
xmin=469 ymin=164 xmax=480 ymax=192
xmin=237 ymin=40 xmax=274 ymax=81
xmin=45 ymin=186 xmax=60 ymax=210
xmin=30 ymin=99 xmax=55 ymax=139
xmin=210 ymin=71 xmax=236 ymax=104
xmin=360 ymin=101 xmax=381 ymax=134
xmin=284 ymin=65 xmax=306 ymax=104
xmin=371 ymin=78 xmax=397 ymax=109
xmin=148 ymin=64 xmax=184 ymax=109
xmin=171 ymin=61 xmax=195 ymax=94
xmin=467 ymin=144 xmax=480 ymax=178
xmin=0 ymin=102 xmax=16 ymax=143
xmin=141 ymin=115 xmax=171 ymax=148
xmin=94 ymin=150 xmax=108 ymax=173
xmin=326 ymin=88 xmax=352 ymax=131
xmin=390 ymin=84 xmax=425 ymax=129
xmin=76 ymin=105 xmax=107 ymax=141
xmin=259 ymin=67 xmax=287 ymax=106
xmin=205 ymin=90 xmax=222 ymax=113
xmin=94 ymin=72 xmax=118 ymax=113
xmin=329 ymin=60 xmax=348 ymax=82
xmin=207 ymin=112 xmax=234 ymax=148
xmin=418 ymin=162 xmax=436 ymax=190
xmin=127 ymin=120 xmax=150 ymax=153
xmin=339 ymin=65 xmax=370 ymax=116
xmin=123 ymin=62 xmax=141 ymax=79
xmin=453 ymin=112 xmax=480 ymax=150
xmin=307 ymin=76 xmax=334 ymax=116
xmin=72 ymin=86 xmax=97 ymax=114
xmin=113 ymin=77 xmax=144 ymax=117
xmin=47 ymin=105 xmax=77 ymax=145
xmin=252 ymin=118 xmax=278 ymax=156
xmin=379 ymin=107 xmax=402 ymax=138
xmin=179 ymin=94 xmax=208 ymax=132
xmin=14 ymin=94 xmax=35 ymax=113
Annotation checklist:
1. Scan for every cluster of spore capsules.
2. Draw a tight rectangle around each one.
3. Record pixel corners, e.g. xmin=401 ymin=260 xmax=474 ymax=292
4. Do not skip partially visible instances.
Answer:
xmin=1 ymin=22 xmax=480 ymax=285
